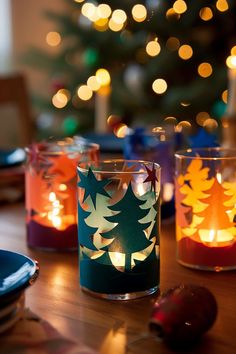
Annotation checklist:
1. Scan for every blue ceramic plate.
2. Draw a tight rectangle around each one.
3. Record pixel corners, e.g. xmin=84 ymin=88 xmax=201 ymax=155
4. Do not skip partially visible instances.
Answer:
xmin=0 ymin=250 xmax=39 ymax=300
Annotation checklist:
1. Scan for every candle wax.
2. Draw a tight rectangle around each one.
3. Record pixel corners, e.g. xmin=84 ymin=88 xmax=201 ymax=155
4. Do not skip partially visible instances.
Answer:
xmin=178 ymin=237 xmax=236 ymax=269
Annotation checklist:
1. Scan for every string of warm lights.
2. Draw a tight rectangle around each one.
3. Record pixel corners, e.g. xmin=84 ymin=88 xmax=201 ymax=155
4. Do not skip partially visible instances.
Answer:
xmin=44 ymin=0 xmax=233 ymax=135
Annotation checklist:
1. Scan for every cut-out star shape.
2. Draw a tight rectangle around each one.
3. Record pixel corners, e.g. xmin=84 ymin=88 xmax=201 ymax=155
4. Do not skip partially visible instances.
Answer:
xmin=113 ymin=163 xmax=137 ymax=189
xmin=78 ymin=167 xmax=111 ymax=208
xmin=143 ymin=164 xmax=158 ymax=192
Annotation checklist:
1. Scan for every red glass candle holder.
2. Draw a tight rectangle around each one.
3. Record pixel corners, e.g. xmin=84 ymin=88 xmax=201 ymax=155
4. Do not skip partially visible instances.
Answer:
xmin=175 ymin=148 xmax=236 ymax=271
xmin=25 ymin=138 xmax=99 ymax=251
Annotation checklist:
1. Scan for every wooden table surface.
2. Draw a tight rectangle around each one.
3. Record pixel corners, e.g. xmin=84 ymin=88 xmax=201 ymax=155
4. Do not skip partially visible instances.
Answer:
xmin=1 ymin=202 xmax=236 ymax=354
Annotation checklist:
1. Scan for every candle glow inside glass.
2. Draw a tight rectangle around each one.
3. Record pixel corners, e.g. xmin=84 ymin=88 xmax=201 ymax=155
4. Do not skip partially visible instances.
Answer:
xmin=25 ymin=138 xmax=99 ymax=251
xmin=175 ymin=148 xmax=236 ymax=271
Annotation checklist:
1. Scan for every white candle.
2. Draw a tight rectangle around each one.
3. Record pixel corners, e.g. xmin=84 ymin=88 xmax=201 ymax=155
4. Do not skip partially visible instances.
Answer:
xmin=226 ymin=56 xmax=236 ymax=116
xmin=95 ymin=85 xmax=110 ymax=133
xmin=222 ymin=55 xmax=236 ymax=148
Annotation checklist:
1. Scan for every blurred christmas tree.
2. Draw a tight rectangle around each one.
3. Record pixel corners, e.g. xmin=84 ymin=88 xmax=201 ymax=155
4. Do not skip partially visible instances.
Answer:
xmin=24 ymin=0 xmax=236 ymax=137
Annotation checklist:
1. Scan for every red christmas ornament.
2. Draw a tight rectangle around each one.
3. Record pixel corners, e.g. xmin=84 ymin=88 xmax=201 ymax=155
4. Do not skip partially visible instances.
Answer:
xmin=149 ymin=284 xmax=217 ymax=348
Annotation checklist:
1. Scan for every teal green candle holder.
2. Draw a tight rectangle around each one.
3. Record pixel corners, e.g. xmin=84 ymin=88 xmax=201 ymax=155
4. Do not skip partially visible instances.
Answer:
xmin=77 ymin=160 xmax=161 ymax=300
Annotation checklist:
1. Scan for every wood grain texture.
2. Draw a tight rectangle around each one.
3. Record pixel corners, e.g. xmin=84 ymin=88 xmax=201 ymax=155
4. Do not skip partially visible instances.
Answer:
xmin=0 ymin=203 xmax=236 ymax=354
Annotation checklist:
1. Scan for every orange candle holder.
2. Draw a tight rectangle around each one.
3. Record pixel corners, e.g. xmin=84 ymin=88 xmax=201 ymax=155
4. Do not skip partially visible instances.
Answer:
xmin=25 ymin=138 xmax=99 ymax=251
xmin=175 ymin=148 xmax=236 ymax=271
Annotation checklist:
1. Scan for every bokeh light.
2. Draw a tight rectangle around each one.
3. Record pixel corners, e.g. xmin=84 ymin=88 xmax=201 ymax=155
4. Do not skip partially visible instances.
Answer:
xmin=164 ymin=116 xmax=178 ymax=125
xmin=173 ymin=0 xmax=187 ymax=14
xmin=178 ymin=44 xmax=193 ymax=60
xmin=222 ymin=90 xmax=228 ymax=104
xmin=93 ymin=18 xmax=109 ymax=31
xmin=88 ymin=9 xmax=100 ymax=22
xmin=166 ymin=37 xmax=180 ymax=51
xmin=152 ymin=79 xmax=167 ymax=94
xmin=108 ymin=18 xmax=124 ymax=31
xmin=96 ymin=68 xmax=111 ymax=86
xmin=196 ymin=111 xmax=210 ymax=126
xmin=132 ymin=4 xmax=147 ymax=22
xmin=114 ymin=123 xmax=128 ymax=138
xmin=46 ymin=32 xmax=61 ymax=47
xmin=112 ymin=9 xmax=127 ymax=24
xmin=146 ymin=40 xmax=161 ymax=57
xmin=59 ymin=184 xmax=67 ymax=191
xmin=216 ymin=0 xmax=229 ymax=12
xmin=58 ymin=89 xmax=71 ymax=99
xmin=231 ymin=46 xmax=236 ymax=56
xmin=203 ymin=118 xmax=218 ymax=130
xmin=97 ymin=4 xmax=112 ymax=18
xmin=52 ymin=89 xmax=70 ymax=108
xmin=77 ymin=85 xmax=93 ymax=100
xmin=176 ymin=120 xmax=192 ymax=131
xmin=152 ymin=126 xmax=165 ymax=133
xmin=199 ymin=7 xmax=213 ymax=21
xmin=107 ymin=114 xmax=121 ymax=127
xmin=226 ymin=55 xmax=236 ymax=69
xmin=87 ymin=76 xmax=101 ymax=91
xmin=166 ymin=8 xmax=180 ymax=20
xmin=198 ymin=62 xmax=213 ymax=78
xmin=81 ymin=3 xmax=96 ymax=18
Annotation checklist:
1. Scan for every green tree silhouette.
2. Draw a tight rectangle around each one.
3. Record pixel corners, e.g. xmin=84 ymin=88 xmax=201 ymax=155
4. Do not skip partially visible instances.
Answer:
xmin=101 ymin=183 xmax=152 ymax=271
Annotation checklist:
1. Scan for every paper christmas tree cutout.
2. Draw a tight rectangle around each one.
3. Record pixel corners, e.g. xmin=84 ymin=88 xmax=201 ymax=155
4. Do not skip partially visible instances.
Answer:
xmin=223 ymin=181 xmax=236 ymax=223
xmin=139 ymin=190 xmax=159 ymax=241
xmin=78 ymin=165 xmax=160 ymax=294
xmin=85 ymin=193 xmax=117 ymax=249
xmin=101 ymin=183 xmax=153 ymax=272
xmin=176 ymin=158 xmax=236 ymax=243
xmin=197 ymin=178 xmax=235 ymax=230
xmin=179 ymin=159 xmax=214 ymax=213
xmin=78 ymin=167 xmax=111 ymax=208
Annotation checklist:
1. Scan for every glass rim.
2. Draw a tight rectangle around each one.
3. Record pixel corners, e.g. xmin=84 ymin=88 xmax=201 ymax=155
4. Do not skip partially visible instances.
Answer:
xmin=77 ymin=159 xmax=161 ymax=174
xmin=25 ymin=139 xmax=99 ymax=156
xmin=175 ymin=147 xmax=236 ymax=160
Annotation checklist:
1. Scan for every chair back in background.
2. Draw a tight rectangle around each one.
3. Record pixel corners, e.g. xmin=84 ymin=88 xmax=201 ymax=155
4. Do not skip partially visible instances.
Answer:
xmin=0 ymin=73 xmax=33 ymax=147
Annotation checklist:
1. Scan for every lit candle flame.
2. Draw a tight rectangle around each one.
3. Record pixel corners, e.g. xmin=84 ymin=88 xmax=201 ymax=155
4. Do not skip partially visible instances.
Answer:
xmin=49 ymin=192 xmax=56 ymax=202
xmin=209 ymin=229 xmax=216 ymax=242
xmin=48 ymin=192 xmax=64 ymax=229
xmin=216 ymin=173 xmax=222 ymax=183
xmin=137 ymin=183 xmax=145 ymax=196
xmin=163 ymin=183 xmax=174 ymax=202
xmin=199 ymin=229 xmax=234 ymax=244
xmin=109 ymin=252 xmax=125 ymax=268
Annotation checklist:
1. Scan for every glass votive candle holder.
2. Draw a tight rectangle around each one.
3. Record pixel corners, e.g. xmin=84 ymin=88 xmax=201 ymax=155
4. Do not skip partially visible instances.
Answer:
xmin=25 ymin=137 xmax=99 ymax=251
xmin=175 ymin=148 xmax=236 ymax=271
xmin=77 ymin=159 xmax=161 ymax=299
xmin=124 ymin=127 xmax=175 ymax=219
